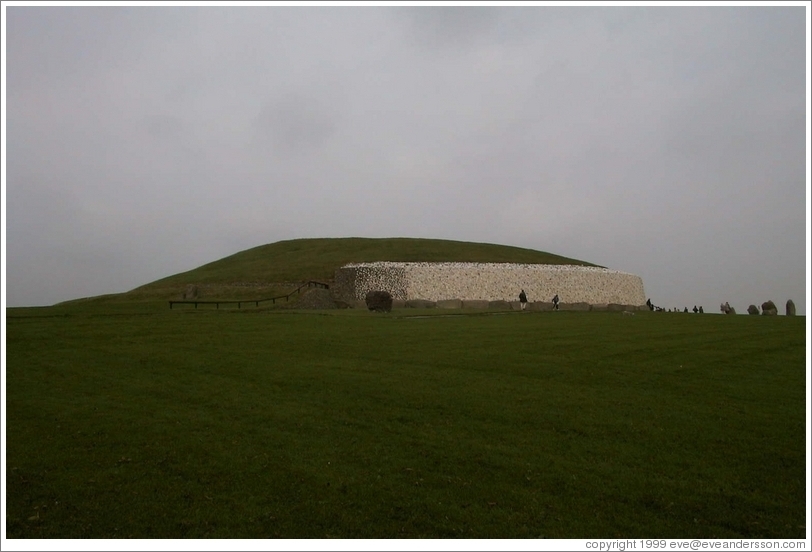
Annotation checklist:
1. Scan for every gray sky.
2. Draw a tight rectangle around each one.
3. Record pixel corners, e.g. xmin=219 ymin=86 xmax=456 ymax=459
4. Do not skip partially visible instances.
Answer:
xmin=3 ymin=3 xmax=809 ymax=314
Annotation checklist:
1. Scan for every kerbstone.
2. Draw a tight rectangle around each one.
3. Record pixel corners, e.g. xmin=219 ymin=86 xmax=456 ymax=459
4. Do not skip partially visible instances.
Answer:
xmin=405 ymin=299 xmax=436 ymax=309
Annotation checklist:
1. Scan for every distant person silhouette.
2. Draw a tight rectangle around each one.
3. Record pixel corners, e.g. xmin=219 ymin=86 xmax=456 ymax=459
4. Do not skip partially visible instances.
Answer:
xmin=519 ymin=289 xmax=527 ymax=311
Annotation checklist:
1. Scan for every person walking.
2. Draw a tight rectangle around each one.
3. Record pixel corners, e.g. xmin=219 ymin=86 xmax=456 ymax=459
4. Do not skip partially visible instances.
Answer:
xmin=519 ymin=289 xmax=528 ymax=311
xmin=552 ymin=294 xmax=560 ymax=311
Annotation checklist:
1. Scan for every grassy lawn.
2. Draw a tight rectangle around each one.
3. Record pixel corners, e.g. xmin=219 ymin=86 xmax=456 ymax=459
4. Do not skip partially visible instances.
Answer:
xmin=4 ymin=304 xmax=807 ymax=538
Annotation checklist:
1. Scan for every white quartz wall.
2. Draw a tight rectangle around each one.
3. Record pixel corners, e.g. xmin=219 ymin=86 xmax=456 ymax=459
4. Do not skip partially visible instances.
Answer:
xmin=334 ymin=262 xmax=646 ymax=306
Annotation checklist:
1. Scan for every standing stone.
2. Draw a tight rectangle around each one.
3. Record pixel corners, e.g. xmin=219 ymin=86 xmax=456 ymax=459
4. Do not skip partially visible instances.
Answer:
xmin=747 ymin=304 xmax=759 ymax=315
xmin=761 ymin=300 xmax=778 ymax=316
xmin=183 ymin=284 xmax=199 ymax=300
xmin=365 ymin=290 xmax=393 ymax=313
xmin=786 ymin=300 xmax=796 ymax=316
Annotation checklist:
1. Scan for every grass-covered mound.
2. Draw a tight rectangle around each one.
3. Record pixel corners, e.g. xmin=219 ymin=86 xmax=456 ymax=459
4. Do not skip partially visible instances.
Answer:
xmin=107 ymin=237 xmax=598 ymax=303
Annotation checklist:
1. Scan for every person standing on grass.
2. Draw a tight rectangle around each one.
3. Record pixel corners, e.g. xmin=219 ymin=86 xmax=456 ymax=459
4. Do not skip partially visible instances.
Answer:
xmin=519 ymin=289 xmax=528 ymax=311
xmin=552 ymin=294 xmax=560 ymax=311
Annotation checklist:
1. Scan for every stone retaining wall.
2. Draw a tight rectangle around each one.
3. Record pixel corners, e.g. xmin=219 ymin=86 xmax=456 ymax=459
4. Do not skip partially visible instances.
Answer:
xmin=332 ymin=262 xmax=646 ymax=307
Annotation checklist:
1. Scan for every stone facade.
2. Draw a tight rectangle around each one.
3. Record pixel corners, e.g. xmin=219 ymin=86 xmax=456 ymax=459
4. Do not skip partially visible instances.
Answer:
xmin=332 ymin=262 xmax=646 ymax=307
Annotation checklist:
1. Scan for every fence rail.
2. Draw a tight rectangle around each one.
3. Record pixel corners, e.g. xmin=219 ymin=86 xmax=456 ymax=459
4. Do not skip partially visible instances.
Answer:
xmin=168 ymin=281 xmax=329 ymax=310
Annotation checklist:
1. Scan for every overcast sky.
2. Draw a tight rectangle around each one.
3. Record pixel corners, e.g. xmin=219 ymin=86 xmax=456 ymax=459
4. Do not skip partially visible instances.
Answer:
xmin=3 ymin=3 xmax=809 ymax=314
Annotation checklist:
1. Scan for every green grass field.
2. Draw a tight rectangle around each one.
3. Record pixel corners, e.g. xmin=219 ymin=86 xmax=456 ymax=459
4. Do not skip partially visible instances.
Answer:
xmin=5 ymin=302 xmax=807 ymax=539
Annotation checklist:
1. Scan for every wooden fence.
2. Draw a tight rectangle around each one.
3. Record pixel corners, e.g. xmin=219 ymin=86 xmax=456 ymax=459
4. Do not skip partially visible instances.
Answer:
xmin=168 ymin=281 xmax=329 ymax=310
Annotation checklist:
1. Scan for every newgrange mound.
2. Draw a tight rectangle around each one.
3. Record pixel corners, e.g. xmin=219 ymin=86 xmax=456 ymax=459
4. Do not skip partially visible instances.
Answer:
xmin=81 ymin=237 xmax=644 ymax=308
